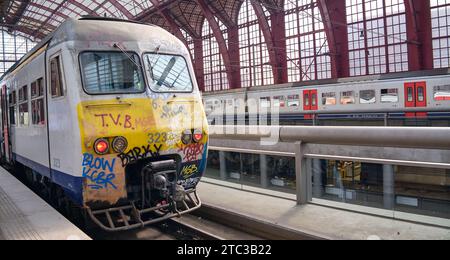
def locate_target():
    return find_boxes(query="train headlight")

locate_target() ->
[94,138,110,155]
[112,136,128,154]
[181,130,192,145]
[193,129,203,143]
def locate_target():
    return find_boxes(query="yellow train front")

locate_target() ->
[66,18,208,231]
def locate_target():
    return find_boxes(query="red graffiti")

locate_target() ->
[95,113,134,130]
[179,143,204,162]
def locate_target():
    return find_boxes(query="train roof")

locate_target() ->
[1,17,182,82]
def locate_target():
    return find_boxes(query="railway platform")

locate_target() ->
[0,167,90,240]
[196,181,450,240]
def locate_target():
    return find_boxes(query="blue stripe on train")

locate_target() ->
[14,153,83,206]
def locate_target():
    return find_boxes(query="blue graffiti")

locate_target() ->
[82,153,117,190]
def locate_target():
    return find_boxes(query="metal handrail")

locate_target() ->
[209,125,450,150]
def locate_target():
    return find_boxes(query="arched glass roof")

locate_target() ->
[1,0,156,41]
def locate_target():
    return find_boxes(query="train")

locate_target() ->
[203,70,450,127]
[0,17,209,231]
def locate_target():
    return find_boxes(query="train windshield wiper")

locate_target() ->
[112,43,142,69]
[146,45,162,82]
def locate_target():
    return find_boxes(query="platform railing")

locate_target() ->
[209,125,450,149]
[207,125,450,226]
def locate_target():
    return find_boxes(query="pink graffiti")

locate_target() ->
[179,143,204,162]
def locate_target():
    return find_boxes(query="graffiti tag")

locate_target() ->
[118,144,163,167]
[179,143,204,162]
[181,164,199,179]
[161,104,185,119]
[82,153,117,190]
[95,113,134,130]
[152,100,186,119]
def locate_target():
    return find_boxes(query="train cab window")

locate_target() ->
[340,91,355,105]
[144,53,193,93]
[80,52,145,94]
[50,56,64,98]
[322,92,336,105]
[433,85,450,101]
[381,88,399,103]
[287,95,300,107]
[359,90,376,104]
[31,78,45,125]
[9,91,16,125]
[18,86,29,126]
[260,97,271,108]
[273,96,286,108]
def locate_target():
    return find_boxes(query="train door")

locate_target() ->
[1,85,12,163]
[303,90,318,120]
[405,82,427,118]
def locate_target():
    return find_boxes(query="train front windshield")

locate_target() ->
[80,52,145,94]
[144,53,193,93]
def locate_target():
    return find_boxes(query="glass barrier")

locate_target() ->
[206,150,450,219]
[311,159,450,219]
[205,151,296,194]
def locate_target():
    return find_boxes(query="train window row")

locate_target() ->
[31,79,45,125]
[258,88,400,108]
[9,78,46,127]
[207,83,449,112]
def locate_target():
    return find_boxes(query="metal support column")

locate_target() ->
[219,151,227,181]
[295,142,308,204]
[383,164,395,210]
[260,154,268,188]
[312,158,323,198]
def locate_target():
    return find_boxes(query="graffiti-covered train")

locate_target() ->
[0,17,209,231]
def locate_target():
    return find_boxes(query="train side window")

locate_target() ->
[304,93,310,106]
[322,92,336,105]
[433,85,450,101]
[9,91,16,125]
[417,87,425,102]
[311,93,317,106]
[381,88,399,103]
[18,85,29,126]
[407,87,413,102]
[340,91,355,105]
[260,97,271,108]
[32,78,45,125]
[287,95,300,107]
[273,96,286,108]
[50,56,64,98]
[360,90,376,104]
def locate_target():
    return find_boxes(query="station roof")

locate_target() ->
[0,0,265,41]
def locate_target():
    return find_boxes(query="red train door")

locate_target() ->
[405,82,427,118]
[303,90,317,120]
[1,85,11,163]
